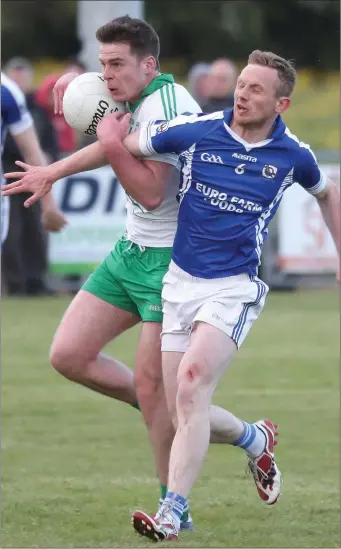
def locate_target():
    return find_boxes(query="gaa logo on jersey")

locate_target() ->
[262,165,278,179]
[156,121,169,134]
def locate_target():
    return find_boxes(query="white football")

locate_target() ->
[62,72,127,135]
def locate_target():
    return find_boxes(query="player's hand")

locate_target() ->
[96,112,131,149]
[41,205,67,232]
[3,161,54,207]
[53,72,79,115]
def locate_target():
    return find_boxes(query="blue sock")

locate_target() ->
[233,422,266,457]
[163,491,187,521]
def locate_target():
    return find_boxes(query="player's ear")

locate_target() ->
[143,56,157,74]
[275,97,290,114]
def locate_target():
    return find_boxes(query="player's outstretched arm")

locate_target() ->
[314,179,340,282]
[295,145,340,283]
[97,113,172,211]
[3,140,107,208]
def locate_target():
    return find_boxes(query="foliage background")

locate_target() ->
[1,0,340,150]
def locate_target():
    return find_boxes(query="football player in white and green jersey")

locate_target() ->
[4,16,257,529]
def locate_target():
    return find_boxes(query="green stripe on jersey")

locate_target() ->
[160,87,170,119]
[171,84,178,116]
[165,85,175,118]
[160,84,178,120]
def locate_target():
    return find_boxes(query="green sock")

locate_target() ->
[181,508,189,522]
[160,484,167,500]
[131,401,140,411]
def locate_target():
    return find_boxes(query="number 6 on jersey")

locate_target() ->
[235,163,246,175]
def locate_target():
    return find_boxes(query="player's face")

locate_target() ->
[99,43,155,103]
[233,64,288,127]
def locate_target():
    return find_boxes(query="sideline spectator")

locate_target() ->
[2,57,61,296]
[35,74,78,157]
[187,62,211,108]
[201,57,237,113]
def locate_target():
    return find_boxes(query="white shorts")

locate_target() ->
[161,261,269,353]
[1,194,10,245]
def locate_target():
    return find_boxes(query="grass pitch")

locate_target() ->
[2,289,339,548]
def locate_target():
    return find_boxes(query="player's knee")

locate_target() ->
[176,378,195,416]
[49,342,85,380]
[176,359,213,412]
[135,366,163,398]
[178,357,212,388]
[134,368,163,421]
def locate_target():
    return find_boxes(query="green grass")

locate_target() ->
[2,289,340,548]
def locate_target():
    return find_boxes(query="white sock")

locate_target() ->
[233,422,267,458]
[245,426,266,458]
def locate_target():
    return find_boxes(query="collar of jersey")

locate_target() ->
[129,73,175,113]
[223,109,286,151]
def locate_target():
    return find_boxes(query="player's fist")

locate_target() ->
[96,112,131,148]
[53,72,79,115]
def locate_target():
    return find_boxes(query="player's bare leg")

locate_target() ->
[134,322,174,489]
[167,323,237,498]
[50,290,139,404]
[132,322,281,541]
[161,351,245,444]
[134,324,196,529]
[132,324,236,541]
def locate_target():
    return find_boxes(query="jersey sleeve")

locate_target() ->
[293,145,326,195]
[1,84,33,136]
[139,112,218,159]
[136,84,202,167]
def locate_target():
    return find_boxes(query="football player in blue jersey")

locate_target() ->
[1,73,66,244]
[93,49,339,541]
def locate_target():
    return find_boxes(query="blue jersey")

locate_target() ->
[139,109,326,278]
[1,73,33,155]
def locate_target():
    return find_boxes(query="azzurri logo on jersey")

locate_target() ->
[262,165,278,179]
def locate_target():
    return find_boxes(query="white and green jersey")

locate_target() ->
[125,76,201,247]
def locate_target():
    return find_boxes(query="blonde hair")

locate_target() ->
[248,50,297,97]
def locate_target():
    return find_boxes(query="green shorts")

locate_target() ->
[82,237,172,322]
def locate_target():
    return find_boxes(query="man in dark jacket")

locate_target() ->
[2,57,61,295]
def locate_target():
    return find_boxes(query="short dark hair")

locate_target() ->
[96,15,160,70]
[248,50,297,97]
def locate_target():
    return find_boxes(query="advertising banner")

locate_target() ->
[277,164,339,274]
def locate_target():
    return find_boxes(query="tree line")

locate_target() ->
[2,0,339,71]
